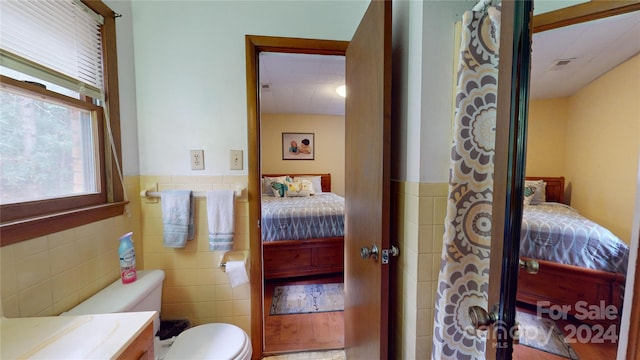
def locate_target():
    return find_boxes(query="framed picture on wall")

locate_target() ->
[282,133,314,160]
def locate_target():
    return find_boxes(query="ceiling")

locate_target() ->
[259,52,346,116]
[530,10,640,100]
[258,10,640,115]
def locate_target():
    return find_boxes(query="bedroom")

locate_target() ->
[258,52,347,353]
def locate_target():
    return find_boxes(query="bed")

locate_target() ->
[260,173,344,279]
[517,176,629,325]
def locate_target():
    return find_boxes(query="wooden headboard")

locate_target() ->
[526,176,565,204]
[262,173,331,193]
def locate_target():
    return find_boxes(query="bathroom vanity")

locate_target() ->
[0,311,155,359]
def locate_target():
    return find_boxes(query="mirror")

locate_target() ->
[514,5,639,358]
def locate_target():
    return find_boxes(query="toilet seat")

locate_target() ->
[163,323,251,360]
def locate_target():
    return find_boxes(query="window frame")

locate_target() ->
[0,0,125,246]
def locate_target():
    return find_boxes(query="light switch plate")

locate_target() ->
[230,150,243,170]
[190,150,205,170]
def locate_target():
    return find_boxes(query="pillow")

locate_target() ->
[271,180,288,197]
[294,176,323,193]
[284,178,313,197]
[262,176,286,196]
[524,180,545,204]
[523,184,537,205]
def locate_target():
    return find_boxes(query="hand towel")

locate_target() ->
[207,190,235,251]
[161,190,194,248]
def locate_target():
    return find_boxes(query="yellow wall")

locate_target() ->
[1,175,252,337]
[261,114,345,196]
[139,175,250,333]
[526,97,569,176]
[527,54,640,243]
[565,54,640,243]
[0,177,142,318]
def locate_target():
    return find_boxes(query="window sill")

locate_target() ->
[0,202,128,247]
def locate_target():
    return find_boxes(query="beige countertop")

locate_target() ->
[0,311,156,359]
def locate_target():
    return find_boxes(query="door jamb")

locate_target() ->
[245,35,348,359]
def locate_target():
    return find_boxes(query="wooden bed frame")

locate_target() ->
[518,176,626,324]
[261,173,344,279]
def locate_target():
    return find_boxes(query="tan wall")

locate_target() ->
[261,114,345,196]
[1,177,142,318]
[526,97,569,177]
[565,54,640,244]
[526,54,639,243]
[139,175,250,333]
[393,180,447,359]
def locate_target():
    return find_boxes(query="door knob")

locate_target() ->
[361,244,379,260]
[519,258,539,274]
[468,305,499,330]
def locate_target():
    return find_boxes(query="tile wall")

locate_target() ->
[139,175,250,335]
[393,180,448,359]
[0,176,142,318]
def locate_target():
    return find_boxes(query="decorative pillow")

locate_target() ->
[523,184,537,205]
[294,176,322,193]
[271,181,288,197]
[284,178,313,197]
[525,180,545,204]
[263,176,286,197]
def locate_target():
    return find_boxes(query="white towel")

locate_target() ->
[207,190,235,251]
[161,190,194,248]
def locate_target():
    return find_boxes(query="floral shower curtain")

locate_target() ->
[432,6,501,360]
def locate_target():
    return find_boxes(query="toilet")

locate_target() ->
[62,269,251,360]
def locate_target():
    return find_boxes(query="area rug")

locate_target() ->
[516,311,579,359]
[270,283,344,315]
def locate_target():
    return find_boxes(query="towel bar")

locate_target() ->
[140,184,243,199]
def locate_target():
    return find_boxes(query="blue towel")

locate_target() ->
[161,190,194,248]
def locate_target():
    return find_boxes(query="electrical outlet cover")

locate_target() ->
[190,150,205,170]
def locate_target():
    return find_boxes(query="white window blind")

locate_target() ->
[0,0,105,99]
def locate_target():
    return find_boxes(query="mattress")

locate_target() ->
[520,202,629,274]
[261,193,345,242]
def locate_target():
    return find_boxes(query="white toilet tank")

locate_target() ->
[61,269,165,335]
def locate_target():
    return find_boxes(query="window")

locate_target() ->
[0,0,124,246]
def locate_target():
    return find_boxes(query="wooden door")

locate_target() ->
[343,0,392,358]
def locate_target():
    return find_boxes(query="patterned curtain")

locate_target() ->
[432,7,501,359]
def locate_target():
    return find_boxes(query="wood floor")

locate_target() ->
[513,305,619,359]
[262,274,618,358]
[263,274,345,355]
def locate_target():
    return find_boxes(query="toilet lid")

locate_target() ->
[164,323,250,360]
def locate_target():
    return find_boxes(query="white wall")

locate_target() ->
[392,0,471,184]
[130,0,368,177]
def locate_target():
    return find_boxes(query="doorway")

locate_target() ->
[515,8,640,359]
[481,2,640,358]
[244,36,349,358]
[258,51,347,354]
